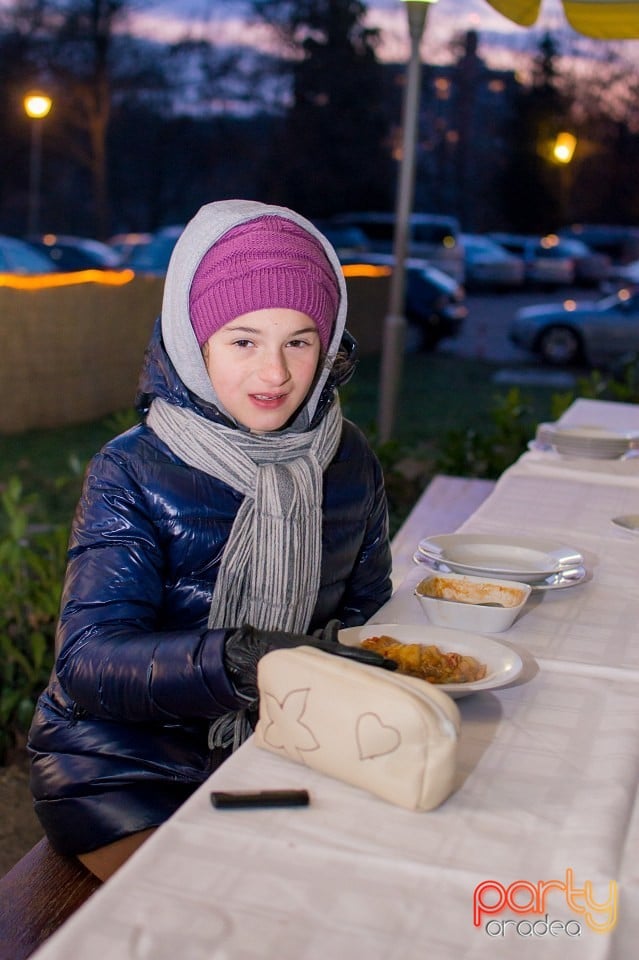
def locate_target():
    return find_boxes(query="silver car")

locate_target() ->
[461,234,525,290]
[509,287,639,367]
[545,236,610,287]
[489,233,575,287]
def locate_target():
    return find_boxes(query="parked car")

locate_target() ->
[508,287,639,367]
[488,233,575,287]
[461,233,525,290]
[108,231,153,264]
[542,236,610,286]
[340,252,467,350]
[312,222,370,258]
[29,234,121,271]
[0,234,54,274]
[330,212,466,283]
[601,258,639,290]
[559,224,639,267]
[114,226,184,274]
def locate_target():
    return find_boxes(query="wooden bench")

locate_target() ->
[390,473,496,588]
[0,837,101,960]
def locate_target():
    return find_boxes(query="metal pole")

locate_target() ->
[27,120,43,236]
[24,93,51,236]
[377,1,430,443]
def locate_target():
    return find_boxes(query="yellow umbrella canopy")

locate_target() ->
[485,0,639,38]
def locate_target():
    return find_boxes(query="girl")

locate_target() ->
[28,199,394,880]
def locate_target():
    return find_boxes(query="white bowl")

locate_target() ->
[415,571,531,633]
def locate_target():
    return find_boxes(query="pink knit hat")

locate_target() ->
[189,215,340,351]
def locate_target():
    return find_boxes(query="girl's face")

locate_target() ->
[202,308,323,432]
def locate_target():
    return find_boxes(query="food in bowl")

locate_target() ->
[414,572,531,633]
[360,635,486,684]
[417,574,526,607]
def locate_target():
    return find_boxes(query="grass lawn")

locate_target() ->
[0,352,561,534]
[342,352,560,445]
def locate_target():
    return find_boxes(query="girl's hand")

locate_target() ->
[223,620,396,700]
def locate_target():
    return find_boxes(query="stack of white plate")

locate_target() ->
[536,422,639,459]
[413,534,587,591]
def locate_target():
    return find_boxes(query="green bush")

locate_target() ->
[434,386,538,479]
[434,358,639,480]
[551,356,639,416]
[0,478,68,763]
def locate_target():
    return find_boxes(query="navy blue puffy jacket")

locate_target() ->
[28,321,392,855]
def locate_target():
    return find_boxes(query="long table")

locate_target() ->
[32,399,639,959]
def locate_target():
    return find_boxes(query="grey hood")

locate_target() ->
[160,199,348,431]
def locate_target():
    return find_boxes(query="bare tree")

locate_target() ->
[3,1,136,235]
[247,0,394,215]
[3,0,232,236]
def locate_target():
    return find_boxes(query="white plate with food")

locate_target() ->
[339,622,524,698]
[416,534,583,583]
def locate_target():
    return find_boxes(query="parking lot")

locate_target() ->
[436,286,586,388]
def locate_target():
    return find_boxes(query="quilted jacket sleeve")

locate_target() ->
[54,445,240,724]
[331,432,393,628]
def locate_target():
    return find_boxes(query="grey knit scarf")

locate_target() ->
[147,396,342,635]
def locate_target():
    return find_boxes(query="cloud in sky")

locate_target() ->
[118,0,639,71]
[128,0,636,63]
[128,0,531,46]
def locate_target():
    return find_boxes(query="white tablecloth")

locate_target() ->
[31,399,639,960]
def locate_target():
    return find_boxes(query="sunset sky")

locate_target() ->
[0,0,633,68]
[127,0,579,64]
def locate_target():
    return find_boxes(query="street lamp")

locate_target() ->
[378,1,437,444]
[552,131,577,224]
[553,131,577,165]
[24,91,52,236]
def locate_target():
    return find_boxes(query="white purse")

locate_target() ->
[254,646,461,811]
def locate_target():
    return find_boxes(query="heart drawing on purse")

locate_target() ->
[356,712,401,760]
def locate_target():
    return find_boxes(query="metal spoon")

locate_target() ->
[611,514,639,534]
[429,596,505,607]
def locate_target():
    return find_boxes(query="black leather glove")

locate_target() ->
[223,619,397,701]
